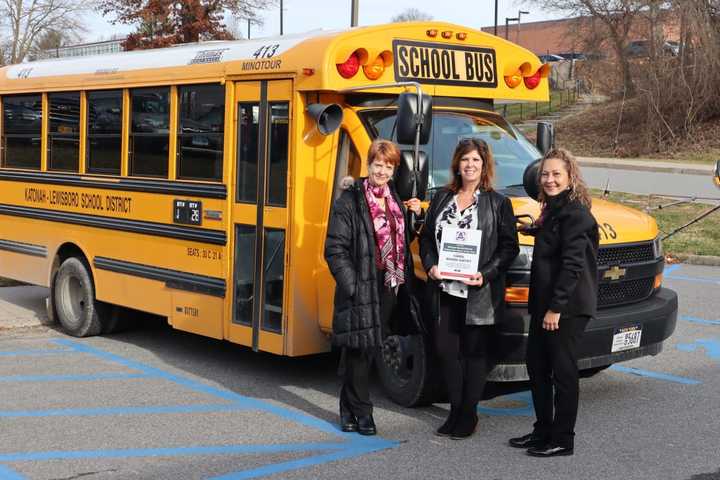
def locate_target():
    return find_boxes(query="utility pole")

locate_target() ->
[494,0,498,36]
[505,17,518,40]
[351,0,359,27]
[517,10,529,44]
[280,0,284,35]
[247,18,251,39]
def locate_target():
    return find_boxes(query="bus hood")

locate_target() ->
[511,196,658,245]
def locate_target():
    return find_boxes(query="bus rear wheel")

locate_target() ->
[53,257,103,337]
[376,333,443,407]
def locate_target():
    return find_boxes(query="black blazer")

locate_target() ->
[528,194,599,318]
[420,188,519,325]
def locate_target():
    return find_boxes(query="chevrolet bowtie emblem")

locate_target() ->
[603,266,627,281]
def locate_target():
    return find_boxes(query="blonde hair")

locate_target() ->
[537,148,592,208]
[447,138,495,193]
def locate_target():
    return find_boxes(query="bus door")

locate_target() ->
[229,80,292,354]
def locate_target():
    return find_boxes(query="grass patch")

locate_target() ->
[592,189,720,257]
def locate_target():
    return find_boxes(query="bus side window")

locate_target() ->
[130,87,170,178]
[87,90,122,175]
[331,130,360,201]
[48,92,81,172]
[237,103,259,203]
[177,84,225,181]
[1,94,42,170]
[267,102,289,206]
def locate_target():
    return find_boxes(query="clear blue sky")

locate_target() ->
[84,0,558,42]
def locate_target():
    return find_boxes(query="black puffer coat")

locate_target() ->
[420,188,519,325]
[324,178,423,349]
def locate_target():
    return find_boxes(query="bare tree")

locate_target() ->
[0,0,89,65]
[391,8,433,22]
[529,0,648,97]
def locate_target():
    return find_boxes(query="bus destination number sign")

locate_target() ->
[393,40,497,88]
[174,200,202,226]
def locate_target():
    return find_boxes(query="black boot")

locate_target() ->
[339,403,357,432]
[450,405,478,440]
[435,406,460,437]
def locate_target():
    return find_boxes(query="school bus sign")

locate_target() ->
[393,40,497,87]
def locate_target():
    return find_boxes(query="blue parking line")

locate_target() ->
[0,349,75,357]
[0,403,243,418]
[477,391,534,417]
[211,441,396,480]
[0,465,26,480]
[664,264,680,274]
[0,373,149,383]
[681,316,720,326]
[0,442,350,462]
[676,339,720,360]
[54,339,345,437]
[664,265,720,285]
[609,365,701,384]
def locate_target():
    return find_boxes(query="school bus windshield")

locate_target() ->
[360,109,541,191]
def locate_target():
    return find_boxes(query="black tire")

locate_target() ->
[376,333,444,407]
[53,257,103,337]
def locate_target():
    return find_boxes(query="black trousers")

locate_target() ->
[527,313,590,448]
[339,276,397,417]
[436,292,493,412]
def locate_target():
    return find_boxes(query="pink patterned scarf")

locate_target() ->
[363,179,406,288]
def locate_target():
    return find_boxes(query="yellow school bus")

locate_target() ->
[0,22,677,406]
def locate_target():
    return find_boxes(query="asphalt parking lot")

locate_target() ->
[0,263,718,480]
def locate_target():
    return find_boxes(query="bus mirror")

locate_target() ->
[536,121,554,155]
[306,103,343,135]
[395,150,429,201]
[523,159,541,201]
[714,160,720,188]
[397,93,432,145]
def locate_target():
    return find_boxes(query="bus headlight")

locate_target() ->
[511,245,533,270]
[653,235,663,258]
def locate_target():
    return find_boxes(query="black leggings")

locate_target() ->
[436,292,493,410]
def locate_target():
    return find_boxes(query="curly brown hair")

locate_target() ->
[537,148,592,208]
[447,138,495,193]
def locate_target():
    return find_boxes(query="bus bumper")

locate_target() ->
[488,287,679,382]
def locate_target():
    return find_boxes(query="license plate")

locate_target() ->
[611,325,642,352]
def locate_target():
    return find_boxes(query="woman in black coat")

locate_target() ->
[420,138,519,439]
[509,148,599,457]
[324,139,422,436]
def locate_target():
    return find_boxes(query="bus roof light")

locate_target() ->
[363,56,385,80]
[336,52,360,79]
[504,72,522,89]
[456,32,467,41]
[441,31,453,39]
[426,29,438,37]
[524,69,542,89]
[302,68,315,76]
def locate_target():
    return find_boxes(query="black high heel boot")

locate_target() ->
[435,406,460,437]
[450,405,478,440]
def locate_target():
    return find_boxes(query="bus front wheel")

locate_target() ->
[376,333,443,407]
[53,257,103,337]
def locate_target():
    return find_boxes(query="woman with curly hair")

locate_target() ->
[509,148,599,457]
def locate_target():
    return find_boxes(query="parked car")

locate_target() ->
[538,53,565,63]
[558,52,587,61]
[626,39,680,57]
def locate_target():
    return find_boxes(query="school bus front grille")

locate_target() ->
[597,243,655,266]
[598,277,655,308]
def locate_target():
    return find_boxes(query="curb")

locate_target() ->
[669,254,720,267]
[578,159,712,176]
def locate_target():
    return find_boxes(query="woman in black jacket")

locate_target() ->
[509,148,599,457]
[420,138,519,439]
[324,139,422,436]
